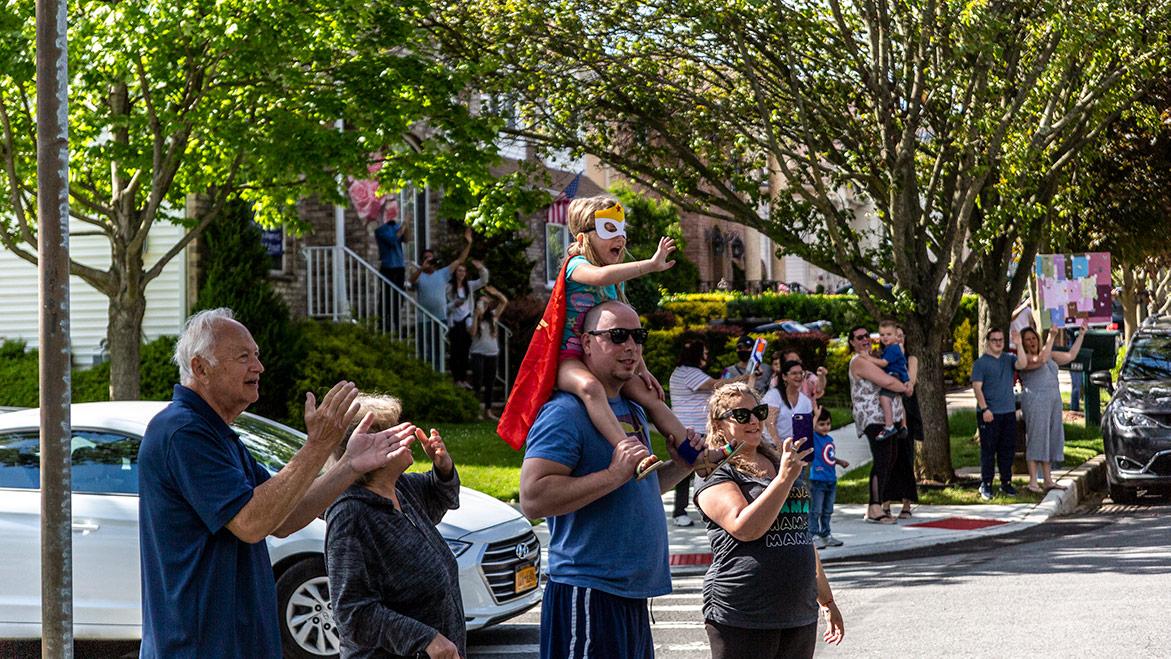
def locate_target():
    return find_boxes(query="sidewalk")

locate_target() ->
[529,371,1100,573]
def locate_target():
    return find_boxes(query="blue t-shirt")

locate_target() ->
[882,344,909,382]
[809,432,839,483]
[524,392,671,599]
[562,255,623,348]
[374,221,405,269]
[971,352,1017,414]
[415,265,450,321]
[138,386,279,658]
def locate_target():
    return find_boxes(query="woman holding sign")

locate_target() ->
[1013,322,1088,492]
[324,394,466,659]
[695,383,845,657]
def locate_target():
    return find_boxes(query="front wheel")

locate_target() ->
[1109,480,1137,505]
[275,556,340,658]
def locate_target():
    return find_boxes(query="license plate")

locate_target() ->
[514,564,538,593]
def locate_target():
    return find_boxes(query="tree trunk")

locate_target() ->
[107,286,147,400]
[905,315,954,482]
[1121,266,1139,342]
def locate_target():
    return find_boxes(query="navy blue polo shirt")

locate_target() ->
[138,385,279,658]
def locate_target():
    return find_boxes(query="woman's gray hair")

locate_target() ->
[174,308,236,383]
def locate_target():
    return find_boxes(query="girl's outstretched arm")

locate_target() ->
[557,358,632,449]
[569,237,676,288]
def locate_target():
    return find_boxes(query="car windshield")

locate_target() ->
[232,414,306,474]
[1121,334,1171,380]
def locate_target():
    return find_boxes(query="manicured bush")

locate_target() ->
[950,319,976,386]
[642,310,677,330]
[0,339,39,407]
[821,339,853,403]
[658,292,736,326]
[725,292,878,332]
[288,321,480,428]
[0,335,178,407]
[643,325,743,386]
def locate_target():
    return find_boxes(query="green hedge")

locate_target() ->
[288,321,480,428]
[644,327,832,391]
[0,336,179,407]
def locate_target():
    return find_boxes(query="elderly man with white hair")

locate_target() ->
[137,308,407,658]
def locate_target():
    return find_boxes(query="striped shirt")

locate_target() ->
[669,365,714,431]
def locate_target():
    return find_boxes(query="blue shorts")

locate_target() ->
[540,580,653,658]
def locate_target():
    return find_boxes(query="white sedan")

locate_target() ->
[0,402,541,657]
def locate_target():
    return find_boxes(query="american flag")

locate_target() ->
[546,172,583,225]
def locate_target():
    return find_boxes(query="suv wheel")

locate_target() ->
[1109,481,1137,505]
[276,556,340,658]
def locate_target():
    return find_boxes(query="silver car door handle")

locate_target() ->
[71,522,100,533]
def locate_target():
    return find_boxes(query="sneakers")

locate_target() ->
[823,534,844,547]
[813,535,827,549]
[877,425,898,440]
[979,483,994,500]
[672,514,694,527]
[1000,483,1019,497]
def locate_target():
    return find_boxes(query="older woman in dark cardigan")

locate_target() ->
[325,394,464,659]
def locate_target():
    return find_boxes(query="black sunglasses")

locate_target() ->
[851,332,870,341]
[586,327,649,345]
[719,404,770,424]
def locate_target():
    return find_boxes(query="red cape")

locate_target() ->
[497,260,568,449]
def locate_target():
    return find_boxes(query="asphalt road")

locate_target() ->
[466,492,1171,658]
[4,493,1169,658]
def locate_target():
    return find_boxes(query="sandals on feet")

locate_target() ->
[692,441,744,479]
[864,513,896,524]
[1026,484,1044,494]
[634,456,666,481]
[897,509,913,519]
[1044,483,1067,491]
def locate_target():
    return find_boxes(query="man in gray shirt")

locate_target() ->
[970,328,1019,500]
[409,228,472,364]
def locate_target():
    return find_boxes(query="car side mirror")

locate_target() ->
[1089,370,1113,393]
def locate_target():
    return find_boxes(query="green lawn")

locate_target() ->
[836,409,1103,505]
[410,408,1105,505]
[408,406,858,502]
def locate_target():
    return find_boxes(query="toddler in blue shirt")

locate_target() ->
[865,320,909,440]
[810,407,849,548]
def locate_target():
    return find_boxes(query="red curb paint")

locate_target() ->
[906,517,1009,531]
[670,553,713,566]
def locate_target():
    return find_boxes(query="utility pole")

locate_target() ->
[36,0,72,655]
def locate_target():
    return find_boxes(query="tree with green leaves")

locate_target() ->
[430,0,1171,480]
[609,181,700,313]
[0,0,524,399]
[1056,79,1171,341]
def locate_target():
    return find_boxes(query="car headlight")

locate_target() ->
[446,539,472,557]
[1114,408,1171,430]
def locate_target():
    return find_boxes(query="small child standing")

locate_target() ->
[809,407,849,548]
[865,319,910,440]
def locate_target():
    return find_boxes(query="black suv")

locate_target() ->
[1094,315,1171,502]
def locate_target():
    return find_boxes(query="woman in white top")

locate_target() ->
[763,359,813,449]
[446,260,488,388]
[668,339,753,526]
[468,286,508,420]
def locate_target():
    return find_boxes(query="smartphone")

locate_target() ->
[791,413,815,463]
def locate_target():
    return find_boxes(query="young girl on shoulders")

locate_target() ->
[557,196,691,479]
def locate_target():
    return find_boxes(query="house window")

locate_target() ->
[398,185,428,264]
[260,226,286,274]
[545,223,570,288]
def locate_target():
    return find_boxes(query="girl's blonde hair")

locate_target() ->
[565,195,628,303]
[330,393,403,485]
[705,382,777,477]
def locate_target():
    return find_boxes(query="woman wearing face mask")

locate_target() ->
[721,336,771,396]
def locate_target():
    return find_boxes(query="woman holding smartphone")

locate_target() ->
[763,359,814,448]
[695,383,845,658]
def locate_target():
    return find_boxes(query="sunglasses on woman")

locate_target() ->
[719,404,770,424]
[586,327,650,345]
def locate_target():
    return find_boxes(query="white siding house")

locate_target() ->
[0,220,187,367]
